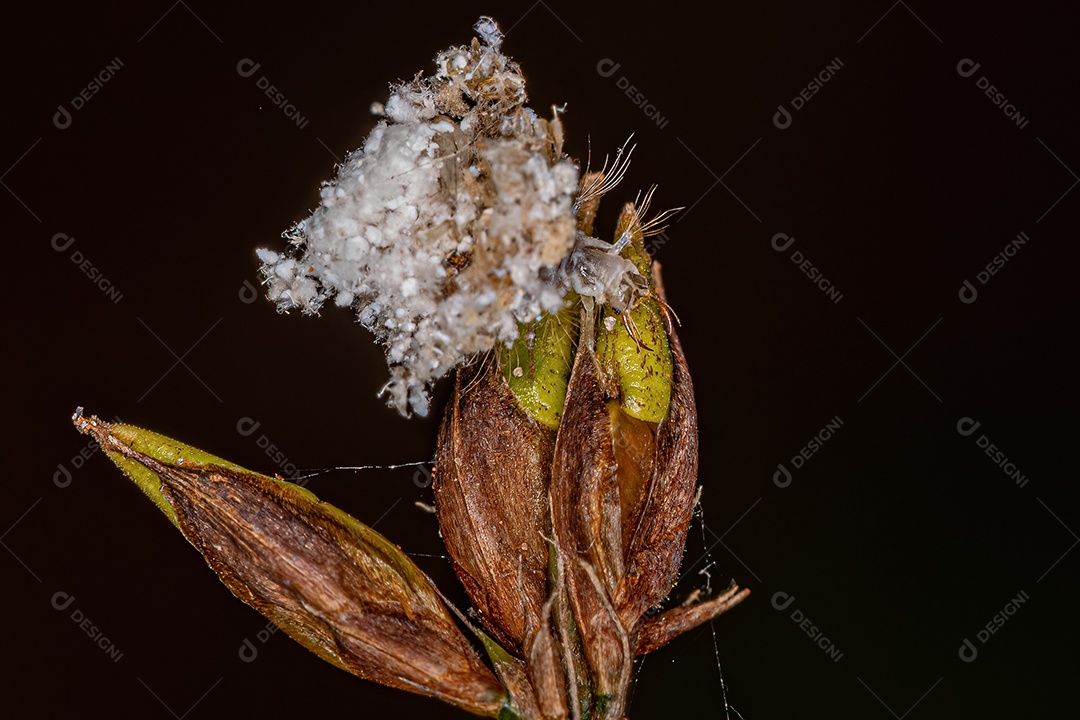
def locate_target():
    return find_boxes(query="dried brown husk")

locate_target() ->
[434,355,555,654]
[548,254,746,717]
[77,416,507,718]
[550,317,635,716]
[611,293,700,628]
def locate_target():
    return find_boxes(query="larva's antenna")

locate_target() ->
[632,185,683,238]
[576,136,637,209]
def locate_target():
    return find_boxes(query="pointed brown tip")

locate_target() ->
[71,409,110,444]
[634,584,751,655]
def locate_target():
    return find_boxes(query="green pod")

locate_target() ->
[594,298,672,424]
[594,202,674,424]
[500,297,580,429]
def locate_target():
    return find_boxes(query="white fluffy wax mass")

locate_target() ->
[258,17,578,416]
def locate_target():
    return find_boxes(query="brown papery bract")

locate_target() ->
[75,416,508,718]
[434,357,555,654]
[612,293,701,628]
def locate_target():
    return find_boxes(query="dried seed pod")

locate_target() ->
[549,202,751,717]
[522,597,570,719]
[609,296,698,627]
[73,411,508,718]
[433,352,559,654]
[550,336,635,715]
[590,205,700,629]
[551,306,710,651]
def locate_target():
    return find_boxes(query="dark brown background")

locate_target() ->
[5,1,1077,717]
